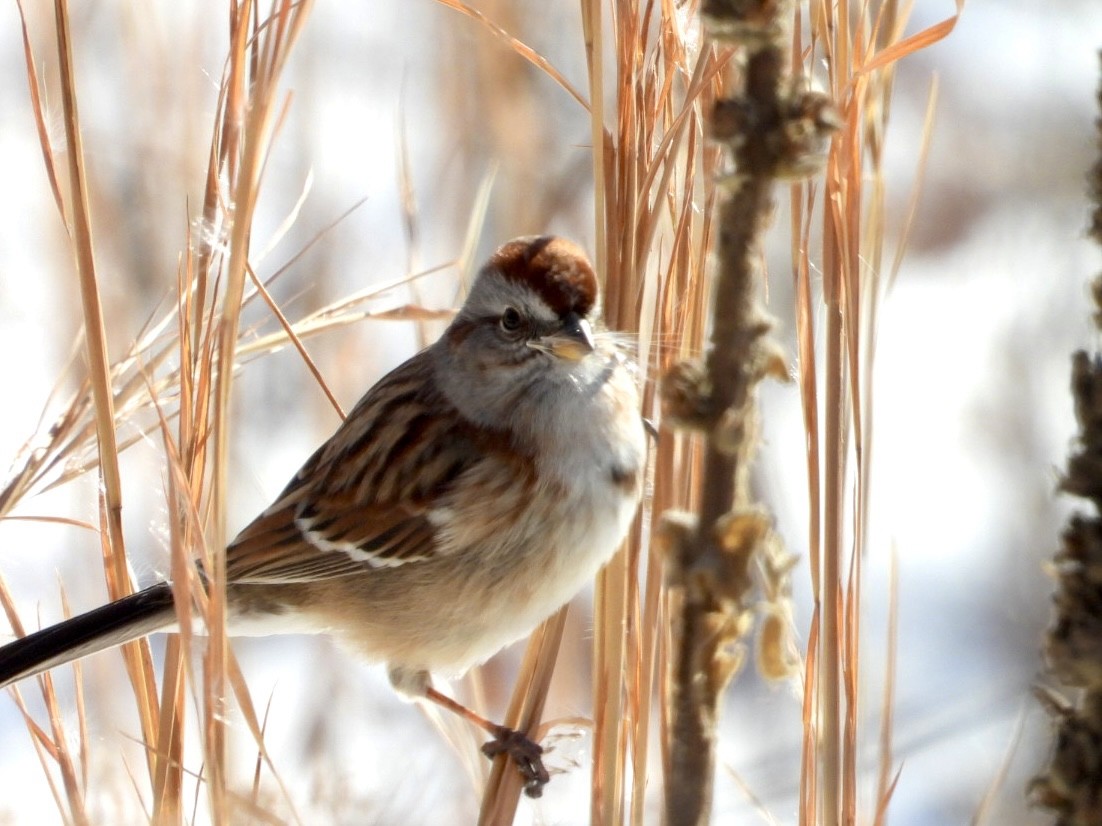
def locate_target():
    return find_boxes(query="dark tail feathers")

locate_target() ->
[0,582,175,690]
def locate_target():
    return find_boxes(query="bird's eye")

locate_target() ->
[500,307,523,333]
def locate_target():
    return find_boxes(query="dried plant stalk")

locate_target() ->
[792,2,962,823]
[50,0,161,796]
[477,607,568,826]
[578,1,726,823]
[1031,51,1102,826]
[660,1,825,822]
[5,2,316,822]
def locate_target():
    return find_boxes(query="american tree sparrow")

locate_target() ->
[0,235,647,796]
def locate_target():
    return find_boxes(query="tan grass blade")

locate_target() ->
[58,587,90,794]
[724,762,782,826]
[40,643,89,823]
[872,549,900,826]
[799,609,820,826]
[0,515,98,532]
[799,0,958,816]
[205,5,314,816]
[874,764,904,824]
[52,0,164,771]
[151,637,186,825]
[594,2,723,819]
[478,606,569,825]
[155,416,304,824]
[580,0,606,277]
[245,262,345,418]
[0,573,90,823]
[971,708,1027,826]
[857,0,965,76]
[7,684,71,820]
[434,0,588,110]
[13,0,65,221]
[886,76,939,290]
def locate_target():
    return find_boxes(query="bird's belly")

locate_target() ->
[457,477,638,670]
[321,477,640,677]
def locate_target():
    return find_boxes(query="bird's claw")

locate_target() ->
[481,726,550,798]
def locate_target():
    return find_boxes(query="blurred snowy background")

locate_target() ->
[0,1,1099,823]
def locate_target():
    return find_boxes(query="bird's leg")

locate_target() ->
[424,686,550,798]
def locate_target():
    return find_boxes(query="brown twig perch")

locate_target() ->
[660,2,837,823]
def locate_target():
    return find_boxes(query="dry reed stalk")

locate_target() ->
[3,1,322,821]
[872,550,901,825]
[477,606,569,825]
[578,2,730,823]
[657,2,834,822]
[0,575,91,825]
[791,1,963,823]
[184,3,315,820]
[38,0,163,810]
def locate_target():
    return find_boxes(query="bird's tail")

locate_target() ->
[0,582,175,690]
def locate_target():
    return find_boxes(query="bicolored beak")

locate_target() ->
[529,312,596,362]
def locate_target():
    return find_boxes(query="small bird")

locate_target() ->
[0,235,647,796]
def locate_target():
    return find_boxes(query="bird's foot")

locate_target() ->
[481,726,550,798]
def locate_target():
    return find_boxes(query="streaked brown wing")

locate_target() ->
[224,350,478,584]
[224,499,440,583]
